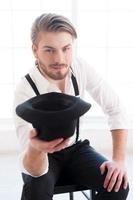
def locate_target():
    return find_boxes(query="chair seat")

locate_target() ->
[54,176,96,200]
[54,184,90,194]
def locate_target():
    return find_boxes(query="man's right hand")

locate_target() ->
[23,128,70,176]
[29,128,70,153]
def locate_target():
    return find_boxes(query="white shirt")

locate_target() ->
[13,57,127,176]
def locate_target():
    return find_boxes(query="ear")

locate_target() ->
[32,44,38,59]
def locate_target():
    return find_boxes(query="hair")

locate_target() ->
[31,13,77,44]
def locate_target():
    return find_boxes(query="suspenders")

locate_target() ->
[25,73,80,142]
[25,74,40,96]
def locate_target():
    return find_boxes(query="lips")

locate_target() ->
[52,66,64,69]
[51,65,66,70]
[50,63,67,69]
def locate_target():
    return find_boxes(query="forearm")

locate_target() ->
[111,129,128,162]
[23,145,48,177]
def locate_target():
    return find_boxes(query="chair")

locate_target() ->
[54,184,96,200]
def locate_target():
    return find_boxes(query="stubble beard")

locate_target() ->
[38,61,70,80]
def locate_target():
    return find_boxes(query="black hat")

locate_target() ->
[16,92,91,141]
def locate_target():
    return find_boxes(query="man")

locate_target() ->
[13,13,129,199]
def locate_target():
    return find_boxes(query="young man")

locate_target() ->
[13,13,129,200]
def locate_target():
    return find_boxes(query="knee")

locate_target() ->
[114,184,129,200]
[109,184,129,200]
[97,184,129,200]
[22,174,54,199]
[30,174,54,191]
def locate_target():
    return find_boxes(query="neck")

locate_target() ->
[57,79,65,92]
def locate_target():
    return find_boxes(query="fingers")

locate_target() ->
[123,173,128,190]
[105,170,128,192]
[29,129,70,153]
[45,138,64,153]
[101,161,128,192]
[106,169,120,192]
[29,128,38,139]
[48,138,64,149]
[103,165,114,190]
[114,173,123,192]
[43,138,70,153]
[50,138,70,153]
[31,137,64,152]
[100,162,107,175]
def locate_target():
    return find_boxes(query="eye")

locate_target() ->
[63,47,70,52]
[45,49,54,53]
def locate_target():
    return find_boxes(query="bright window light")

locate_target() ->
[0,0,133,120]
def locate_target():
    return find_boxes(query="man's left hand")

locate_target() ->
[100,160,128,192]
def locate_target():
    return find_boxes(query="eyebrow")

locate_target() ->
[42,44,71,49]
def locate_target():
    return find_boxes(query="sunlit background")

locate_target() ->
[0,0,133,121]
[0,1,133,199]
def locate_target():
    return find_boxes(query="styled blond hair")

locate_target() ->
[31,13,77,44]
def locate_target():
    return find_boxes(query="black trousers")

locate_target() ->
[21,139,129,200]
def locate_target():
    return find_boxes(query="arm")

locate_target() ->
[23,129,70,176]
[78,59,129,191]
[100,129,128,192]
[13,79,71,177]
[23,144,48,177]
[112,129,128,162]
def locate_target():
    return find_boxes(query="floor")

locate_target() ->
[0,153,132,200]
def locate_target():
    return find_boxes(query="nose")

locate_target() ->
[53,50,65,64]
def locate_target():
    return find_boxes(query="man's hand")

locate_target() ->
[23,128,71,176]
[100,160,128,192]
[29,128,70,153]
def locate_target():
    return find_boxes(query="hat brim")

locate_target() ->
[16,92,91,126]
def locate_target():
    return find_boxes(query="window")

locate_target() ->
[77,0,133,121]
[0,0,133,125]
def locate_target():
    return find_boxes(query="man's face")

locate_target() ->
[32,31,74,80]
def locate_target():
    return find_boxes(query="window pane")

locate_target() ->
[0,49,13,84]
[12,0,41,10]
[78,0,106,10]
[0,0,11,10]
[77,12,107,47]
[108,0,133,10]
[41,0,72,11]
[0,11,12,47]
[108,12,133,47]
[13,48,34,83]
[0,85,14,118]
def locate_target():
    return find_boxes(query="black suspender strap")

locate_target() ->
[71,73,80,142]
[25,72,80,142]
[25,74,40,96]
[71,73,79,96]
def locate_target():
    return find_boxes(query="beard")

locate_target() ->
[38,60,70,80]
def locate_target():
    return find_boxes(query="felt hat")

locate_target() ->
[16,92,91,141]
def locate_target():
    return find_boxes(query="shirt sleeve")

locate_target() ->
[13,78,49,177]
[75,58,128,130]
